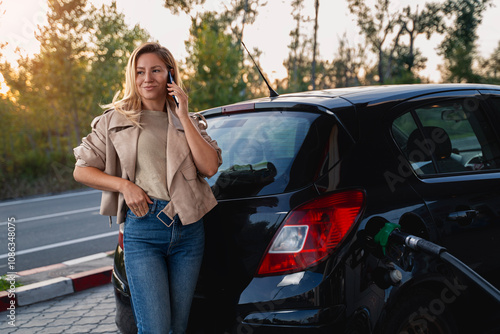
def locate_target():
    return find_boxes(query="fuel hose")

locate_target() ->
[374,222,500,304]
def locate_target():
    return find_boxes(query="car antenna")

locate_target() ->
[241,41,279,98]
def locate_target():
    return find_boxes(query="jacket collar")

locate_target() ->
[107,111,139,182]
[166,106,190,188]
[167,105,184,132]
[106,109,136,130]
[106,107,189,186]
[105,104,184,131]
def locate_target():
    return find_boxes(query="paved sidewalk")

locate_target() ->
[1,252,114,311]
[0,251,120,332]
[1,283,120,333]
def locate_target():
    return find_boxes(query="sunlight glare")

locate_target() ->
[0,73,10,95]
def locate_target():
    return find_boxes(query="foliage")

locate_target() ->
[311,0,320,90]
[0,0,150,200]
[183,1,268,111]
[347,0,399,83]
[163,0,206,15]
[399,3,444,74]
[164,0,262,41]
[282,0,314,92]
[330,33,367,87]
[438,0,492,83]
[347,0,447,84]
[88,2,151,106]
[384,46,429,84]
[479,41,500,83]
[184,12,247,111]
[0,274,23,291]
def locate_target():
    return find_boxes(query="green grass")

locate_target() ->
[0,274,23,291]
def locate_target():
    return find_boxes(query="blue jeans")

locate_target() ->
[124,199,204,334]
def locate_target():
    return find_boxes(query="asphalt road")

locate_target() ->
[0,189,119,275]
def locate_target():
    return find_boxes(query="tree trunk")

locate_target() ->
[311,0,319,90]
[378,48,384,84]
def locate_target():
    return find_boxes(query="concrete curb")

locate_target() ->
[1,252,114,312]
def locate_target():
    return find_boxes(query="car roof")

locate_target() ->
[200,83,500,146]
[202,83,500,116]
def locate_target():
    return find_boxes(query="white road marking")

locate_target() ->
[0,206,101,226]
[0,190,100,207]
[0,231,118,259]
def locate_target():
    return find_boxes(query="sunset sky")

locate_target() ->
[1,0,499,83]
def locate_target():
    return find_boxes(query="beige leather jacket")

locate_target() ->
[73,108,222,225]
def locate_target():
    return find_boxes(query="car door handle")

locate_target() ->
[447,210,478,225]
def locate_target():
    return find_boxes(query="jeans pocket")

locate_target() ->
[127,206,150,219]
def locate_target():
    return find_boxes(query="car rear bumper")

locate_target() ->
[237,306,344,332]
[188,293,344,333]
[187,269,347,333]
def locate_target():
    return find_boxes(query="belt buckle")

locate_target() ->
[157,211,173,227]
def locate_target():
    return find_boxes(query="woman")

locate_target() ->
[73,42,222,333]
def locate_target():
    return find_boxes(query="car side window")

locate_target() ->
[392,99,500,176]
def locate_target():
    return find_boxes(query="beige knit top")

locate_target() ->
[135,110,170,201]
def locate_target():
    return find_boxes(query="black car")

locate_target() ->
[112,84,500,334]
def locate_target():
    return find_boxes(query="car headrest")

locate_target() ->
[407,126,452,162]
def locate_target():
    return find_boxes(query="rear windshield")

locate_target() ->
[205,111,340,199]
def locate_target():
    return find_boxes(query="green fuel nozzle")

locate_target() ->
[374,222,401,255]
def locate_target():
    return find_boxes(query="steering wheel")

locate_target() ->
[464,154,485,171]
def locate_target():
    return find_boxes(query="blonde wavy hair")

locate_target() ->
[103,42,184,126]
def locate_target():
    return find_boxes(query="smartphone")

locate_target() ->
[168,70,179,108]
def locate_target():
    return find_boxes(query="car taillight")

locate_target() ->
[118,223,124,250]
[256,189,365,276]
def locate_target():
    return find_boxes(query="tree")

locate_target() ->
[331,33,367,87]
[223,0,262,46]
[283,0,313,92]
[14,0,150,149]
[0,91,18,188]
[348,0,445,84]
[479,41,500,83]
[385,45,428,83]
[36,0,91,148]
[0,0,150,199]
[174,0,267,109]
[221,0,268,98]
[163,0,206,15]
[87,2,151,106]
[347,0,401,84]
[163,0,261,43]
[184,11,248,111]
[438,0,492,82]
[311,0,319,90]
[399,3,444,75]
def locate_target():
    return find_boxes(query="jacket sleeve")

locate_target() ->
[191,113,223,167]
[73,115,107,170]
